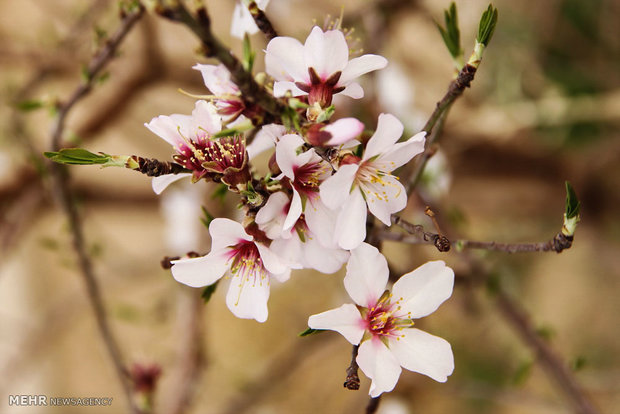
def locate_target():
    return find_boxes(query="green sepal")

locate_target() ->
[477,4,498,46]
[436,2,462,60]
[315,105,335,123]
[44,148,109,165]
[564,181,580,219]
[211,183,229,202]
[299,327,324,337]
[201,281,219,303]
[242,33,255,72]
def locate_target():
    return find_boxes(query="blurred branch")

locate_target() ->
[47,4,145,413]
[248,1,278,40]
[387,216,574,254]
[494,288,600,414]
[157,2,286,121]
[366,396,381,414]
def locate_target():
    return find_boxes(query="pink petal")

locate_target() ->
[324,118,365,145]
[151,173,191,195]
[247,123,285,160]
[389,328,454,383]
[339,82,364,99]
[319,163,359,210]
[144,114,187,147]
[283,188,303,231]
[191,100,221,135]
[391,261,454,319]
[209,218,252,251]
[265,36,308,83]
[171,249,229,287]
[357,339,402,398]
[275,133,305,178]
[339,54,388,85]
[192,64,239,95]
[308,304,365,345]
[364,113,404,161]
[335,189,367,250]
[273,81,308,98]
[344,243,389,307]
[362,174,407,226]
[225,272,270,322]
[303,27,349,80]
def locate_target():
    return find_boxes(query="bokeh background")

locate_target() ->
[1,0,619,413]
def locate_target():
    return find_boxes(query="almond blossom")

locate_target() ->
[265,26,387,108]
[193,63,245,122]
[308,243,455,397]
[171,218,291,322]
[320,113,426,249]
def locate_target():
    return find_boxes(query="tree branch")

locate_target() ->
[344,345,361,390]
[248,1,278,40]
[47,4,145,413]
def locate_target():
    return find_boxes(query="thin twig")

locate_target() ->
[47,4,145,413]
[388,216,573,254]
[365,396,382,414]
[248,1,278,40]
[344,345,361,390]
[157,3,286,121]
[494,288,600,414]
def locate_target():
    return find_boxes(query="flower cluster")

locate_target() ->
[145,24,454,397]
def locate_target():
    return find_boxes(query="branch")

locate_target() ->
[47,4,145,413]
[248,1,278,40]
[365,396,382,414]
[344,345,361,390]
[388,216,574,254]
[494,288,600,414]
[157,3,286,121]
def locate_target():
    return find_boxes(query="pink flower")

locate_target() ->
[308,243,455,397]
[171,218,291,322]
[265,26,387,107]
[320,113,425,249]
[193,64,247,122]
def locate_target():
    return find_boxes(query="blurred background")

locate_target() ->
[1,0,619,413]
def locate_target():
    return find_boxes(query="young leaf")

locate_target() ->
[436,2,462,59]
[299,327,325,337]
[201,281,219,303]
[477,4,498,46]
[44,148,110,165]
[200,206,214,229]
[15,99,44,112]
[564,181,580,219]
[242,33,255,72]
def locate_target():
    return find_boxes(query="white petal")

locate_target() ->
[275,133,305,178]
[364,113,404,160]
[265,36,308,82]
[344,243,389,307]
[323,118,365,145]
[270,237,303,270]
[209,218,252,251]
[192,100,221,135]
[151,173,191,195]
[192,63,238,95]
[363,174,407,226]
[339,82,364,99]
[304,198,339,247]
[257,243,292,274]
[144,114,186,147]
[319,163,358,210]
[247,123,284,160]
[308,304,365,345]
[357,339,402,398]
[303,27,349,80]
[376,131,426,171]
[389,328,454,383]
[255,192,289,239]
[283,188,303,231]
[225,272,270,322]
[392,261,454,319]
[230,2,259,39]
[272,81,308,98]
[302,235,349,274]
[339,54,388,85]
[171,249,229,287]
[335,190,367,250]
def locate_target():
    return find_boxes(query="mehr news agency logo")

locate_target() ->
[8,395,113,407]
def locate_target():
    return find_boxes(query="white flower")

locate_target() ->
[265,26,387,107]
[255,192,349,274]
[308,243,455,397]
[231,0,270,39]
[320,113,425,249]
[171,218,290,322]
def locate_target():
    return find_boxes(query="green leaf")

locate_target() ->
[512,359,533,385]
[213,128,241,138]
[15,99,44,112]
[564,181,580,219]
[44,148,110,165]
[436,2,462,59]
[201,281,219,303]
[571,355,587,372]
[211,183,229,202]
[200,206,214,229]
[477,4,498,46]
[242,33,255,72]
[299,327,324,337]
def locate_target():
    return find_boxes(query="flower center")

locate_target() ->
[226,240,267,284]
[203,136,246,173]
[356,160,401,203]
[364,294,412,339]
[293,161,329,200]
